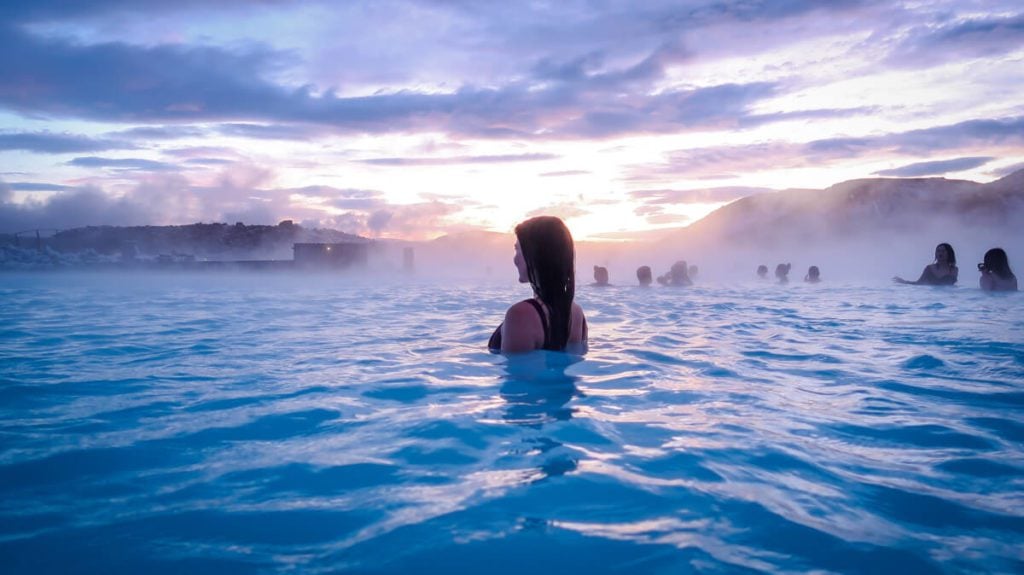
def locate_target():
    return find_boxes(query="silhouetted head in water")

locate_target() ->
[592,265,609,286]
[775,263,791,283]
[636,265,652,286]
[514,216,577,347]
[935,243,956,266]
[979,247,1018,291]
[668,260,692,286]
[805,265,820,283]
[757,265,768,278]
[982,248,1013,279]
[688,265,699,280]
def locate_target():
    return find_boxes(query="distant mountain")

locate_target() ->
[673,169,1024,248]
[24,221,369,260]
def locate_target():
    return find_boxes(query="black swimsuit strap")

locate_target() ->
[523,299,554,350]
[489,298,579,352]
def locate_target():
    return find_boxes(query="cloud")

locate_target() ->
[162,146,241,159]
[7,182,75,192]
[287,185,469,237]
[740,106,880,129]
[0,14,844,141]
[540,170,589,177]
[0,1,258,23]
[217,123,322,140]
[106,125,207,140]
[0,186,160,232]
[625,116,1024,181]
[361,201,464,238]
[358,153,558,166]
[887,13,1024,68]
[184,158,235,166]
[0,165,470,238]
[68,157,179,171]
[524,202,590,220]
[550,81,781,138]
[992,162,1024,178]
[643,212,691,225]
[290,186,386,211]
[631,186,775,204]
[0,23,294,123]
[0,131,135,153]
[165,146,241,166]
[873,156,995,177]
[890,117,1024,154]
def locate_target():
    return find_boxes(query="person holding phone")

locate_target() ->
[978,248,1018,291]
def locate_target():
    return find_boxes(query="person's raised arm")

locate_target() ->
[894,265,930,285]
[980,271,995,291]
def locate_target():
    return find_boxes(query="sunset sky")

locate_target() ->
[1,0,1022,241]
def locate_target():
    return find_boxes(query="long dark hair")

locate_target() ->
[515,216,575,348]
[937,243,957,265]
[984,248,1015,280]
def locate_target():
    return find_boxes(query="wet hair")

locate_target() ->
[593,265,609,284]
[936,243,956,265]
[775,263,790,277]
[757,265,768,276]
[807,265,820,278]
[636,265,652,284]
[983,248,1015,280]
[515,216,575,348]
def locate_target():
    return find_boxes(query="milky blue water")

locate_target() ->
[1,272,1022,574]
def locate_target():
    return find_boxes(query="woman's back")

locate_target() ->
[490,298,587,353]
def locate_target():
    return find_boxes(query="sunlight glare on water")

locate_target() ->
[1,272,1022,574]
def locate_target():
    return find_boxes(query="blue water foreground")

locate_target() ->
[1,272,1022,574]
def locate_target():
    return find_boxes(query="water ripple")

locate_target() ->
[0,274,1022,573]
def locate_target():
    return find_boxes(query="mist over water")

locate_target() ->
[382,225,1024,287]
[1,271,1022,573]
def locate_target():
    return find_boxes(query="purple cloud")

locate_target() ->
[540,170,589,177]
[68,157,179,171]
[0,187,159,232]
[0,132,135,153]
[7,182,75,192]
[106,126,207,140]
[217,123,322,140]
[524,203,591,220]
[631,186,775,204]
[887,13,1024,67]
[626,116,1024,182]
[873,157,995,177]
[0,10,857,141]
[359,153,558,166]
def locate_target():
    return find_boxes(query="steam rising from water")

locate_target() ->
[374,224,1023,288]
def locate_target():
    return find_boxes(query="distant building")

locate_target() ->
[293,242,368,268]
[156,252,196,264]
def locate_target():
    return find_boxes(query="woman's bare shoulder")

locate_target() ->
[505,299,541,322]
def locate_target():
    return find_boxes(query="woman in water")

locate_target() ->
[657,260,692,286]
[978,248,1018,291]
[775,263,791,284]
[488,216,588,353]
[636,265,653,287]
[804,265,821,283]
[893,243,958,285]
